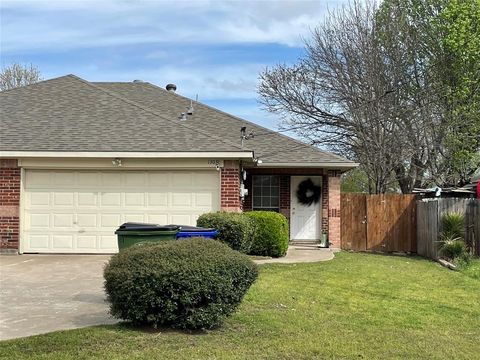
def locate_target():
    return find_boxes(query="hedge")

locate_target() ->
[104,238,258,330]
[196,212,254,253]
[246,211,289,257]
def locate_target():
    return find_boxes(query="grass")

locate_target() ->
[460,257,480,280]
[1,252,479,360]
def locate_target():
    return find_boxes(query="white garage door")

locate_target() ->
[22,170,220,253]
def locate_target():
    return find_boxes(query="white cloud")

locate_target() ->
[1,0,347,52]
[68,62,264,100]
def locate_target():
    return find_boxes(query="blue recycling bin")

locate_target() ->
[176,225,218,240]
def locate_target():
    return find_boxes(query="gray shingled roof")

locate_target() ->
[0,75,355,166]
[0,75,243,153]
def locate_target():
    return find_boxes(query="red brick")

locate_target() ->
[220,161,241,211]
[0,159,20,252]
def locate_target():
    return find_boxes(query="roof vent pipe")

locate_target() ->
[166,83,177,92]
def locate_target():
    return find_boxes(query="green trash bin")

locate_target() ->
[115,223,180,250]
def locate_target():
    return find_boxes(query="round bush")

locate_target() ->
[246,211,289,258]
[197,212,254,253]
[104,238,258,330]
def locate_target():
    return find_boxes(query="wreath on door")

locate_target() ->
[296,178,321,206]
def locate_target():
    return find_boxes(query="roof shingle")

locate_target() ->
[1,75,355,166]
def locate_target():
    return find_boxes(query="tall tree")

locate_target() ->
[377,0,480,187]
[439,0,480,185]
[0,63,42,91]
[259,0,413,193]
[259,0,480,193]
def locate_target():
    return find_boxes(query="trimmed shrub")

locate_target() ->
[104,238,258,330]
[197,212,254,253]
[246,211,289,258]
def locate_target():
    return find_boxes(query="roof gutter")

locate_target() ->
[0,151,254,159]
[255,162,359,169]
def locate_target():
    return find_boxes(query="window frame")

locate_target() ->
[251,175,280,211]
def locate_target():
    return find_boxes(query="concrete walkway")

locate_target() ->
[253,244,335,264]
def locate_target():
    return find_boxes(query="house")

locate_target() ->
[0,75,357,254]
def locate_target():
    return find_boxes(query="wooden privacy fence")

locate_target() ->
[341,194,417,252]
[417,198,480,259]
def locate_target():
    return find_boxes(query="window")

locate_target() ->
[252,175,279,211]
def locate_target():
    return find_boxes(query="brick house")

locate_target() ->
[0,75,357,254]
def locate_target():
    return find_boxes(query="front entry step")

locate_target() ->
[290,240,320,245]
[289,240,328,251]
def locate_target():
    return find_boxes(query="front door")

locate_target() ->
[290,176,322,241]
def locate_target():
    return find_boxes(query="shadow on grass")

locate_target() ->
[107,321,216,336]
[342,250,436,263]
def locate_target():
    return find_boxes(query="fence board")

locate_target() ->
[341,193,367,251]
[416,198,480,259]
[417,200,439,259]
[341,193,417,252]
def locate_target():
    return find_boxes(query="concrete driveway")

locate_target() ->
[0,255,117,341]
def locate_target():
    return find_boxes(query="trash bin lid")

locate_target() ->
[173,225,216,232]
[117,222,180,231]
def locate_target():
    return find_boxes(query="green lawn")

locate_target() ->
[461,257,480,280]
[1,252,479,360]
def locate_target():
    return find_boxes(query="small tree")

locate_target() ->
[0,63,42,91]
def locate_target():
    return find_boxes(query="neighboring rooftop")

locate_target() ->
[0,75,356,166]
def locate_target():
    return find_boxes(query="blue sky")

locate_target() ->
[1,0,346,130]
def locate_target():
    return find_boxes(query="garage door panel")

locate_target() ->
[53,214,74,228]
[101,192,121,206]
[52,172,75,186]
[77,235,97,249]
[196,193,213,207]
[170,214,192,225]
[124,214,146,223]
[147,214,168,224]
[100,235,117,249]
[53,193,74,206]
[25,171,51,188]
[29,214,50,228]
[77,172,100,185]
[29,192,51,206]
[148,193,168,206]
[77,214,97,227]
[101,172,123,187]
[28,235,50,249]
[52,235,74,249]
[172,173,193,187]
[195,173,219,187]
[125,172,146,186]
[23,170,220,253]
[100,214,122,228]
[78,192,97,206]
[125,192,145,206]
[172,193,192,206]
[148,173,169,186]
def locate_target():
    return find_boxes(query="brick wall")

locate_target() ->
[220,160,241,212]
[327,170,342,248]
[279,176,290,219]
[0,159,20,252]
[243,175,252,210]
[322,176,329,234]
